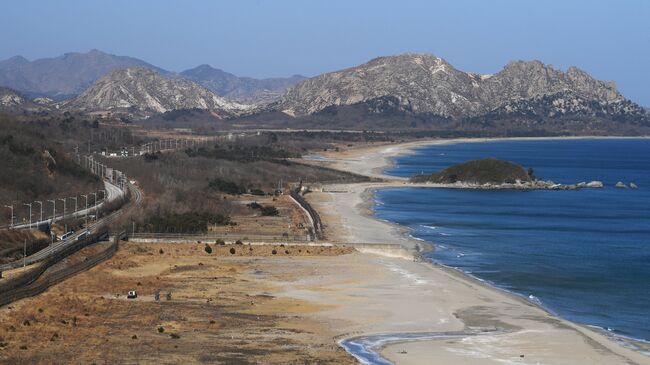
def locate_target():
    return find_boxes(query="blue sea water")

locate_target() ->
[375,138,650,342]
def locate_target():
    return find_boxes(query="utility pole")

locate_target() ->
[70,196,78,217]
[98,190,106,218]
[23,203,32,230]
[58,198,67,232]
[4,205,14,229]
[48,200,56,226]
[35,201,43,227]
[81,195,88,227]
[91,192,98,221]
[23,239,27,268]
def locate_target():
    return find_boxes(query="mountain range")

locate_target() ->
[278,53,630,118]
[0,50,647,133]
[180,65,305,104]
[0,50,304,103]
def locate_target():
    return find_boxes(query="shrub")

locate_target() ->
[235,240,243,245]
[229,248,236,255]
[132,335,138,339]
[204,244,212,254]
[261,206,279,216]
[157,326,165,333]
[246,202,262,210]
[216,239,225,245]
[170,333,181,339]
[271,249,277,255]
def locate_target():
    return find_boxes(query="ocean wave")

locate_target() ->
[527,294,543,306]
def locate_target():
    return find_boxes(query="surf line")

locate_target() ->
[338,329,504,365]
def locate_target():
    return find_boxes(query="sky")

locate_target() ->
[1,0,649,105]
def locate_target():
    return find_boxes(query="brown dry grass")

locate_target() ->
[0,242,356,364]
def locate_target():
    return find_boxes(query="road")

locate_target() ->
[9,180,125,230]
[0,182,142,271]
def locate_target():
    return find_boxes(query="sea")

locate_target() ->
[374,138,650,344]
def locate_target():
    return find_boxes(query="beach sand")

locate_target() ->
[299,138,650,365]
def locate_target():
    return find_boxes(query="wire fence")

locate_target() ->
[128,232,312,243]
[0,229,117,307]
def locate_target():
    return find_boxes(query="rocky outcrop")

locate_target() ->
[65,68,250,118]
[0,87,48,112]
[278,53,644,122]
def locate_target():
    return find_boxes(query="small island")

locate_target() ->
[411,158,603,190]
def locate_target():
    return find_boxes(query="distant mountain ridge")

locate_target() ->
[65,68,249,118]
[0,50,168,100]
[0,50,306,104]
[278,53,639,120]
[180,65,306,104]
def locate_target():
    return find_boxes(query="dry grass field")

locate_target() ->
[0,242,356,365]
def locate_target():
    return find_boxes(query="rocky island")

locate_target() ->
[411,158,603,190]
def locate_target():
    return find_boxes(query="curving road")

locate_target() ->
[0,182,142,271]
[9,181,125,230]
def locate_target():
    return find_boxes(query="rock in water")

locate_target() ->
[586,181,604,188]
[629,182,638,189]
[615,181,628,188]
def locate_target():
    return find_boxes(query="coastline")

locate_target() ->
[299,136,650,365]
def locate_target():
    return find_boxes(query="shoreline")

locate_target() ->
[304,136,650,364]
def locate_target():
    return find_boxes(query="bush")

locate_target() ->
[260,206,279,216]
[235,240,243,245]
[271,249,277,255]
[216,239,225,245]
[157,326,165,333]
[246,202,262,210]
[170,333,181,339]
[229,247,236,255]
[204,244,212,254]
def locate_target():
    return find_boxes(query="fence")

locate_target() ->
[289,189,324,239]
[128,232,312,243]
[0,229,118,307]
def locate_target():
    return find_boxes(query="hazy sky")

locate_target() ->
[1,0,649,105]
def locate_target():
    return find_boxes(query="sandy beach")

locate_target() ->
[299,137,650,365]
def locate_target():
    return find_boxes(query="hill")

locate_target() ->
[0,114,101,208]
[411,158,533,185]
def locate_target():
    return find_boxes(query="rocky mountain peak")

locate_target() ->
[279,53,631,118]
[65,67,249,118]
